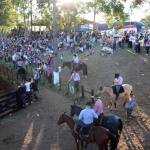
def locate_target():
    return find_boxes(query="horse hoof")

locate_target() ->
[85,76,87,79]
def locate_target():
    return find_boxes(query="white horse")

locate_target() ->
[97,84,133,110]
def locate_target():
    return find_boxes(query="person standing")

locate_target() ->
[25,79,31,105]
[33,69,39,86]
[126,93,136,122]
[93,95,103,115]
[19,82,26,108]
[69,69,80,93]
[31,79,42,103]
[113,73,123,100]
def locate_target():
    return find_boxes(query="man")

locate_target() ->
[73,101,98,137]
[94,95,103,115]
[25,79,31,104]
[19,82,26,108]
[31,79,42,103]
[69,69,80,93]
[33,69,39,86]
[113,73,123,100]
[72,54,79,69]
[93,95,103,126]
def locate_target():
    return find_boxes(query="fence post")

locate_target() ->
[59,77,61,90]
[81,85,84,98]
[11,69,13,83]
[91,89,94,103]
[17,73,18,86]
[3,65,5,77]
[7,67,9,80]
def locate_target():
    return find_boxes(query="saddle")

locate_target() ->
[76,124,93,140]
[112,85,124,95]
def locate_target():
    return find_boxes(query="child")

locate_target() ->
[126,93,136,121]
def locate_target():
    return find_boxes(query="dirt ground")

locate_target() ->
[0,45,150,150]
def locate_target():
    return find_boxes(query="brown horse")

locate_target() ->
[57,112,118,150]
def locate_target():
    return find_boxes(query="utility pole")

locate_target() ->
[53,0,59,85]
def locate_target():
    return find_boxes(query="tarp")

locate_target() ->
[75,28,92,32]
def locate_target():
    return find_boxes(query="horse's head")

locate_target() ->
[62,62,65,68]
[70,104,82,117]
[57,112,66,125]
[97,86,104,95]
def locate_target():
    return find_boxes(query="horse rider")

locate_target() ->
[73,101,98,139]
[72,53,79,70]
[113,73,123,100]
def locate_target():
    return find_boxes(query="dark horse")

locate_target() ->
[57,112,118,150]
[17,67,26,80]
[62,61,88,78]
[70,103,123,141]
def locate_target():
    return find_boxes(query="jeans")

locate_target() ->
[126,108,135,120]
[21,94,26,107]
[74,81,79,92]
[73,118,88,127]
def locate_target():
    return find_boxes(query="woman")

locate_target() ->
[145,40,150,55]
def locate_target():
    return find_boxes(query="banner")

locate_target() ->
[69,83,74,94]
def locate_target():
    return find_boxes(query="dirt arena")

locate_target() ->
[0,45,150,150]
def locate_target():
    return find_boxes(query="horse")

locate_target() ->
[57,112,118,150]
[62,61,88,78]
[70,104,123,142]
[97,84,133,110]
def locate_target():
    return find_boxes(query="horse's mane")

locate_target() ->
[71,105,83,110]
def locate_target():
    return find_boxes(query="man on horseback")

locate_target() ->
[73,101,98,139]
[72,53,79,71]
[113,73,123,100]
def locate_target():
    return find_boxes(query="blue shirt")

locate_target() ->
[79,107,98,124]
[127,98,135,110]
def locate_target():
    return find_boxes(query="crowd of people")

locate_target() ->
[16,78,42,109]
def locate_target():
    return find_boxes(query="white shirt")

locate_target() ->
[25,82,30,92]
[12,55,16,61]
[71,72,80,81]
[73,56,79,63]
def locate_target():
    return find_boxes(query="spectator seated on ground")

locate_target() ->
[100,44,108,55]
[107,46,113,55]
[85,48,94,56]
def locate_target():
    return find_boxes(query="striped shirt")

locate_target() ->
[94,99,103,115]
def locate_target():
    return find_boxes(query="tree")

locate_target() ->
[140,15,150,28]
[85,0,129,30]
[0,0,18,32]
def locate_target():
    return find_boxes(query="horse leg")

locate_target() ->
[110,100,113,111]
[114,101,117,111]
[84,142,88,149]
[81,140,84,150]
[75,138,80,150]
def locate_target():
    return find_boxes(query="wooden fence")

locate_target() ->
[0,90,18,118]
[0,64,23,86]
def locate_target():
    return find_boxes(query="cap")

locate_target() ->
[86,101,92,106]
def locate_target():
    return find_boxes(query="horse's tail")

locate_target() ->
[118,118,123,140]
[108,132,118,150]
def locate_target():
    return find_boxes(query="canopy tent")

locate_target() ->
[75,28,93,32]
